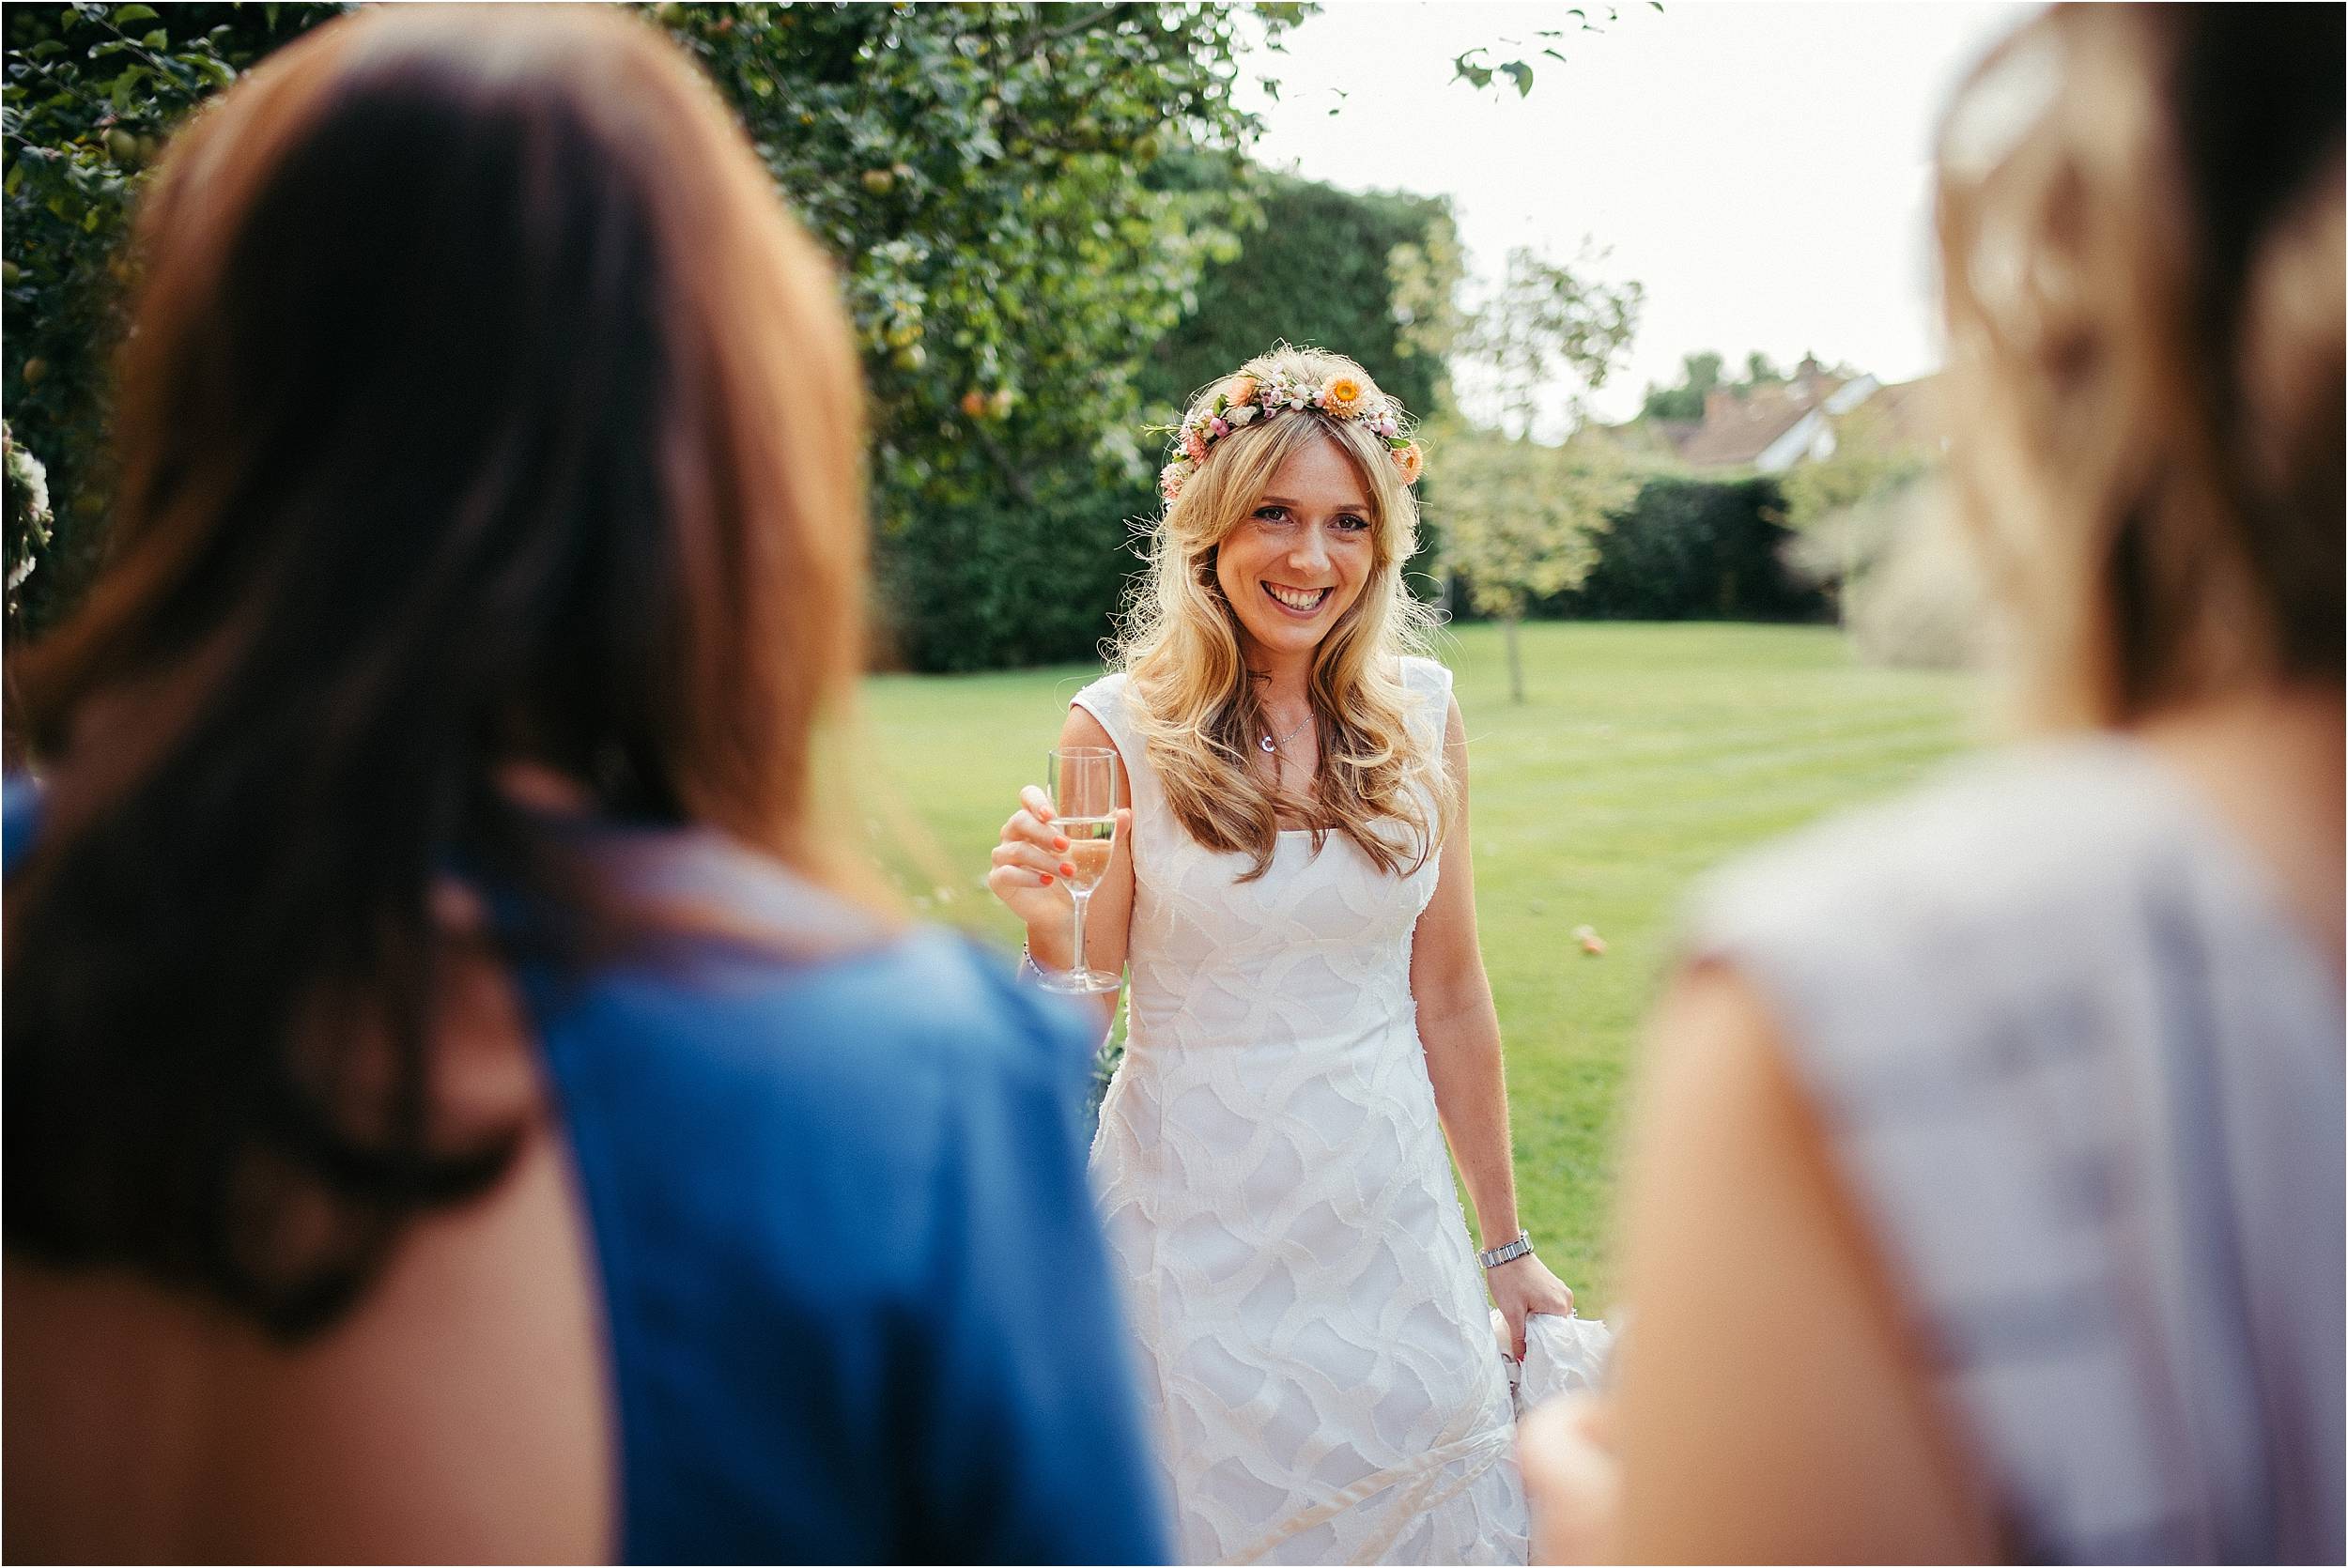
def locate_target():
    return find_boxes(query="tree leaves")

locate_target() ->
[1452,8,1652,98]
[2,1,348,631]
[1440,429,1638,621]
[3,0,1303,664]
[654,3,1312,668]
[1456,245,1644,441]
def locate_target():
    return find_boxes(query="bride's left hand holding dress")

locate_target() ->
[1488,1253,1580,1361]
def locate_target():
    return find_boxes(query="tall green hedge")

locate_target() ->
[1549,475,1828,623]
[1136,169,1453,424]
[877,470,1149,673]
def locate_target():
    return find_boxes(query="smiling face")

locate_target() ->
[1213,434,1378,667]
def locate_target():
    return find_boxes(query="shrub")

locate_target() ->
[876,475,1151,673]
[1554,475,1828,623]
[1784,477,1986,669]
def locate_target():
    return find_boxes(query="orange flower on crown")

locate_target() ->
[1391,441,1424,484]
[1221,374,1259,407]
[1321,375,1365,414]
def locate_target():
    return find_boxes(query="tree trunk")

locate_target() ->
[1504,612,1525,705]
[1840,521,1860,629]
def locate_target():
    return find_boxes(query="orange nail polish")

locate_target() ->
[1038,873,1054,885]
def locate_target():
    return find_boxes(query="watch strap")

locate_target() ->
[1478,1230,1533,1269]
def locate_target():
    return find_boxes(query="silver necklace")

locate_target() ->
[1260,708,1314,754]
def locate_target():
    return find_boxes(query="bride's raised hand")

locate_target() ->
[987,785,1070,930]
[985,785,1132,942]
[1489,1253,1578,1361]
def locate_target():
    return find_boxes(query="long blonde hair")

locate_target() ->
[1935,6,2342,729]
[1116,346,1454,882]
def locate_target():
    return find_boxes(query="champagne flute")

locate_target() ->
[1041,746,1122,994]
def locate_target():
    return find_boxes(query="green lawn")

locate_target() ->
[861,621,1979,1313]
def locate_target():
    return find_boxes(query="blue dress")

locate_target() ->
[3,779,1169,1564]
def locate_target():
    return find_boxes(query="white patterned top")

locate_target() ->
[1690,734,2344,1563]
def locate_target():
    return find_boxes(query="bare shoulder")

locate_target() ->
[1060,701,1115,750]
[1613,961,1997,1560]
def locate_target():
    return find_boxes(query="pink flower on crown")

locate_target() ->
[1372,410,1399,439]
[1209,417,1230,438]
[1183,425,1209,463]
[1159,458,1192,500]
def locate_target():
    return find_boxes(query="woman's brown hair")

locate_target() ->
[4,6,873,1338]
[1936,4,2343,728]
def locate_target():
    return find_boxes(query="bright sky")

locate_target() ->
[1237,0,2035,423]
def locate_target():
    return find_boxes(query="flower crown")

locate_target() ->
[1157,367,1425,502]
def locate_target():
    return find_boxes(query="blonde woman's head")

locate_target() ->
[1935,6,2342,729]
[1153,347,1423,671]
[1118,346,1450,881]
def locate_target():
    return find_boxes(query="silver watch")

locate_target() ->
[1479,1230,1533,1269]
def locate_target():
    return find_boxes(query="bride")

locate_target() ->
[989,346,1578,1564]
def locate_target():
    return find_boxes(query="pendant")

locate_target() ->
[1260,734,1277,753]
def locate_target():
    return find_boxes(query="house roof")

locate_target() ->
[1628,361,1936,470]
[1858,375,1945,448]
[1676,382,1834,469]
[1596,417,1698,464]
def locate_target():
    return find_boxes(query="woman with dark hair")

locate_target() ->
[1522,6,2342,1561]
[1,8,1165,1561]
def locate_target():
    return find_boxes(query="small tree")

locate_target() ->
[1437,245,1641,701]
[1453,246,1642,442]
[1441,430,1637,702]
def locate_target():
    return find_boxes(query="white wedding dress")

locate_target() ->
[1075,657,1529,1566]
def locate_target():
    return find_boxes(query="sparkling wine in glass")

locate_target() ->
[1042,746,1122,994]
